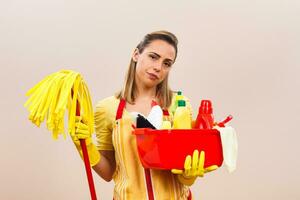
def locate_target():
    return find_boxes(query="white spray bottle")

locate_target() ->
[147,100,163,129]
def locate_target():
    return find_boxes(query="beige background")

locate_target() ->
[1,0,300,199]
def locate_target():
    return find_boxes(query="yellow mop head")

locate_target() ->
[24,70,94,140]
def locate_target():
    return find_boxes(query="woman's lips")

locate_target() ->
[147,72,159,80]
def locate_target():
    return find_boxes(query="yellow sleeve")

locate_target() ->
[94,97,117,151]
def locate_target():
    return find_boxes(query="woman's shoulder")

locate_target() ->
[95,96,120,117]
[96,95,119,105]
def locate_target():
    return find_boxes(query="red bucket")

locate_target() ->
[133,128,223,170]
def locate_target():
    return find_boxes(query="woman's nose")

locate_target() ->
[153,62,162,72]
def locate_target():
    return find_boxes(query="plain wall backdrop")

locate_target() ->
[1,0,299,199]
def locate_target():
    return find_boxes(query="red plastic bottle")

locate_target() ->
[194,100,214,129]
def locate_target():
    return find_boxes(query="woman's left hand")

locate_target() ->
[171,150,218,182]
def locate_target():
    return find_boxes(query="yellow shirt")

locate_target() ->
[94,95,194,200]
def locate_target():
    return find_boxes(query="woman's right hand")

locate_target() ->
[71,116,101,167]
[72,116,92,146]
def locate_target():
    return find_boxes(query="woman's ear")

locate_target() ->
[132,48,139,62]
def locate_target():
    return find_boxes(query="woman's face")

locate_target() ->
[132,39,176,89]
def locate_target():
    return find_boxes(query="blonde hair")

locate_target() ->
[116,30,178,109]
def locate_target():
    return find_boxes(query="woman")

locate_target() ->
[72,30,218,200]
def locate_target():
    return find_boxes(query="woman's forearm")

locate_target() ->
[92,150,116,182]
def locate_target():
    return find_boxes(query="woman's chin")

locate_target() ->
[144,79,158,88]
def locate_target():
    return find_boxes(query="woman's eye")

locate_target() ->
[164,62,171,67]
[149,55,156,59]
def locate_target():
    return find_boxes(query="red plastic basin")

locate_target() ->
[133,128,223,170]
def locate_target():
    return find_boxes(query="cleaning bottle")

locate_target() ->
[173,100,192,129]
[161,120,171,129]
[194,100,214,129]
[171,91,184,115]
[175,91,183,104]
[147,100,163,129]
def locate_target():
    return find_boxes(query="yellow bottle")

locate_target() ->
[171,91,183,115]
[173,100,192,129]
[161,120,171,129]
[175,91,183,103]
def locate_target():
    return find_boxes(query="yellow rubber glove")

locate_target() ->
[71,116,100,167]
[171,150,218,186]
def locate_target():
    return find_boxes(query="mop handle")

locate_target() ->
[79,139,98,200]
[72,90,98,200]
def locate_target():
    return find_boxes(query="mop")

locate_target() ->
[24,69,97,200]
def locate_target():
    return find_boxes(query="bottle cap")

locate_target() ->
[199,100,213,114]
[177,91,182,95]
[178,100,186,107]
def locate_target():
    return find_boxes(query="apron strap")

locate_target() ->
[188,189,192,200]
[116,98,126,120]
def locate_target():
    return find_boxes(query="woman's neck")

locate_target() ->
[135,83,156,100]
